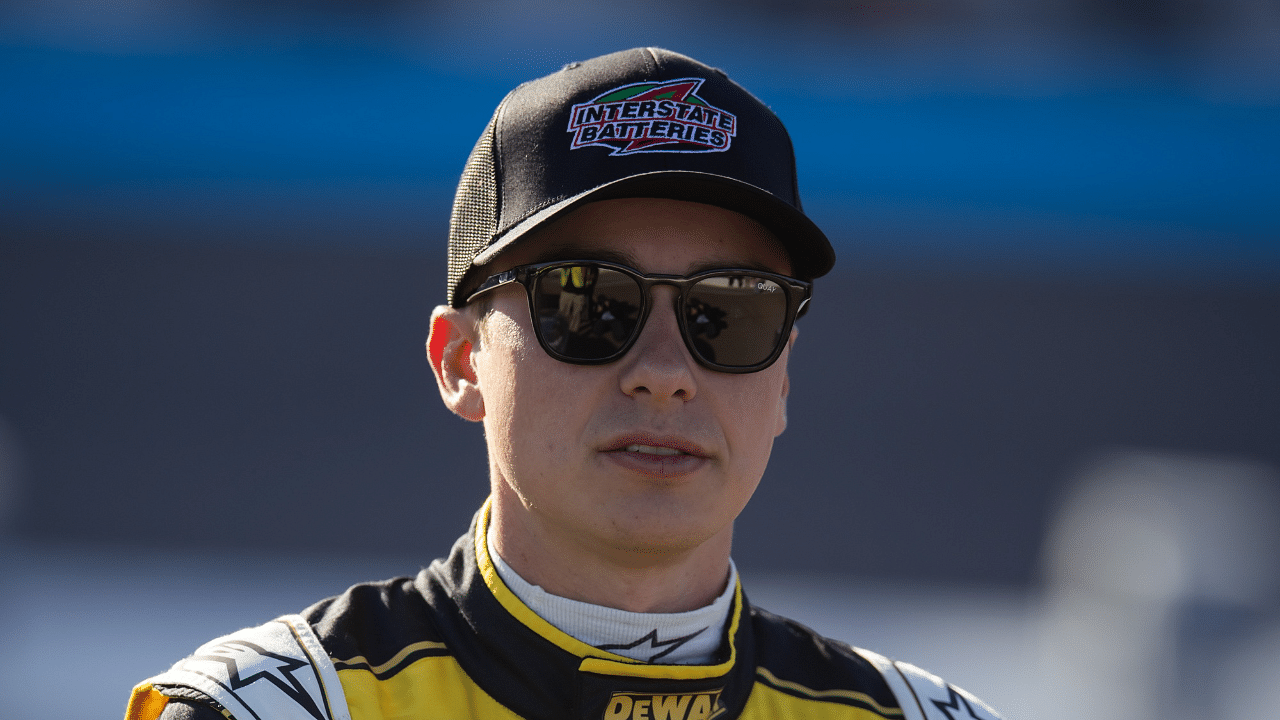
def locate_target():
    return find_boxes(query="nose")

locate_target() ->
[617,286,698,403]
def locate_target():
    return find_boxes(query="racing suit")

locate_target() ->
[126,503,1002,720]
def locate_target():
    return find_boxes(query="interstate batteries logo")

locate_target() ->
[567,78,737,155]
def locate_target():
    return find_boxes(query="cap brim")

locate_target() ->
[470,170,834,282]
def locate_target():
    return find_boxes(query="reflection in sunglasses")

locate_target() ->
[469,260,810,372]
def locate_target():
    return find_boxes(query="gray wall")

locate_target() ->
[4,235,1275,586]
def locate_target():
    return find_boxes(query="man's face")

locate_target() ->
[468,198,795,564]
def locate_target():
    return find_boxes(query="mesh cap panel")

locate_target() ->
[447,114,499,306]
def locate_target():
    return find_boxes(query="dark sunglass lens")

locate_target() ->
[532,266,644,361]
[687,275,789,367]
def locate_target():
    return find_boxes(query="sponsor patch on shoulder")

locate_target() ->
[567,78,737,156]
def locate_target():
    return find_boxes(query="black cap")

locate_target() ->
[447,47,835,306]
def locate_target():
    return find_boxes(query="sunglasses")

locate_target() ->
[465,260,811,373]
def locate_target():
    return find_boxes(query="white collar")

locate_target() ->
[486,523,736,664]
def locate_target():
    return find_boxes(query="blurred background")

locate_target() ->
[1,1,1278,718]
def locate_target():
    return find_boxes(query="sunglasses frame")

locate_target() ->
[464,259,812,373]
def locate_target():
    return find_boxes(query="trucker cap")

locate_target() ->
[446,47,835,306]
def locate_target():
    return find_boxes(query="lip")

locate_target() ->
[600,434,710,457]
[599,434,712,479]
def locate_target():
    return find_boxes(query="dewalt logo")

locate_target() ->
[602,690,725,720]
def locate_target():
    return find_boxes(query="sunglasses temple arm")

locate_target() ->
[465,268,521,303]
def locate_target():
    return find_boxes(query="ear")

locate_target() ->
[774,327,797,437]
[427,305,485,422]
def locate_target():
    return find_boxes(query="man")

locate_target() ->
[126,48,1003,720]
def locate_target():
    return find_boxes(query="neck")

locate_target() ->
[488,490,733,613]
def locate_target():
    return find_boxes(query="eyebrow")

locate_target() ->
[529,244,784,276]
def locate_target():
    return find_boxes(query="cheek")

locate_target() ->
[474,311,535,439]
[475,308,583,471]
[719,372,788,463]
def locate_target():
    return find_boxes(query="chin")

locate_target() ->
[597,512,725,558]
[604,535,708,560]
